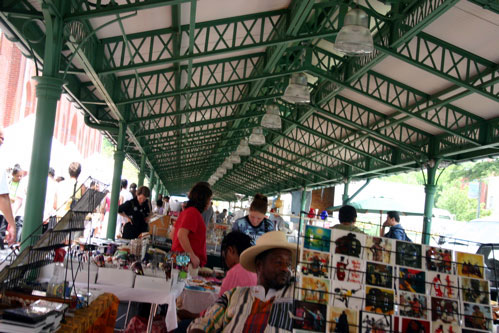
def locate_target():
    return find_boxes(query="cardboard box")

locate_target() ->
[149,215,171,237]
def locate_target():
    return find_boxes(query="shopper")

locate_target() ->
[381,210,411,241]
[331,205,364,233]
[0,127,16,245]
[232,194,274,245]
[118,186,151,239]
[172,182,212,268]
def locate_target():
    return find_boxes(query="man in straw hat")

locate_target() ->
[188,231,297,332]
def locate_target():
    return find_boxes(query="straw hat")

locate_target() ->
[240,231,297,273]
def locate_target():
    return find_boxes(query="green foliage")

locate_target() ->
[448,159,499,180]
[436,180,477,221]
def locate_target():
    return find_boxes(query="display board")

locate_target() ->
[293,226,493,333]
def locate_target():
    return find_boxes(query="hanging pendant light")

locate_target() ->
[334,7,374,55]
[249,127,265,145]
[229,153,241,164]
[222,160,233,169]
[236,139,251,156]
[261,104,282,129]
[282,73,310,104]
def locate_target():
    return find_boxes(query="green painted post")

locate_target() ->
[21,3,67,249]
[342,180,350,205]
[422,161,439,245]
[137,155,146,187]
[149,169,155,189]
[299,188,307,232]
[21,77,64,248]
[106,122,127,239]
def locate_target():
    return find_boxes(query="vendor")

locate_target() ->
[172,182,212,268]
[118,186,151,239]
[232,194,274,245]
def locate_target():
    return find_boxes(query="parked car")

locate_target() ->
[476,243,499,301]
[437,217,499,254]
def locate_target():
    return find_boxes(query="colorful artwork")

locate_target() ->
[365,236,393,264]
[399,267,426,294]
[292,300,327,332]
[304,226,332,253]
[431,322,460,333]
[326,307,358,333]
[456,252,484,279]
[462,302,492,331]
[332,255,365,284]
[359,311,391,333]
[365,262,393,289]
[301,249,331,279]
[330,281,364,310]
[299,276,330,306]
[399,291,428,320]
[332,230,365,258]
[364,286,395,315]
[401,318,430,333]
[424,246,454,274]
[430,297,459,326]
[461,277,490,305]
[396,241,422,269]
[427,271,458,299]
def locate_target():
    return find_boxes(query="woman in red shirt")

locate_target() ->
[172,182,212,268]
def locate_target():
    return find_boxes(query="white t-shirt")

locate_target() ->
[0,168,8,195]
[119,189,133,204]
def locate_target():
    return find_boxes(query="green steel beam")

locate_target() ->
[97,8,338,75]
[136,111,263,137]
[129,93,278,125]
[467,0,499,14]
[65,0,191,21]
[377,32,499,103]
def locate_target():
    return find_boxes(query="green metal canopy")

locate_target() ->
[1,0,498,202]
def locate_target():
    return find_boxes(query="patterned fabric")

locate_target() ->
[188,285,294,333]
[242,297,274,333]
[232,216,274,245]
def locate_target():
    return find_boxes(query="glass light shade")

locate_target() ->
[222,160,233,169]
[282,73,310,104]
[218,168,227,175]
[334,8,374,55]
[229,153,241,164]
[249,127,266,145]
[208,180,214,186]
[261,104,282,129]
[236,139,251,156]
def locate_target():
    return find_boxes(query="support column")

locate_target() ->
[342,180,350,205]
[299,188,307,233]
[21,77,64,248]
[106,122,127,239]
[137,154,146,187]
[155,182,160,200]
[422,161,439,245]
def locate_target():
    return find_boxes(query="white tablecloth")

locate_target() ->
[179,287,218,314]
[74,281,186,330]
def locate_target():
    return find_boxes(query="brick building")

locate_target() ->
[0,31,103,174]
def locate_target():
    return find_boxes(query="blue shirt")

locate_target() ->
[232,216,274,245]
[384,223,411,241]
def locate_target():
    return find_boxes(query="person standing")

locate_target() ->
[381,210,411,241]
[232,194,274,245]
[8,166,26,242]
[201,201,214,227]
[172,182,212,268]
[0,128,16,245]
[118,186,151,239]
[116,179,133,237]
[332,205,364,233]
[42,167,58,232]
[55,162,85,217]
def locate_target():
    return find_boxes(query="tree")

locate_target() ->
[436,180,490,221]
